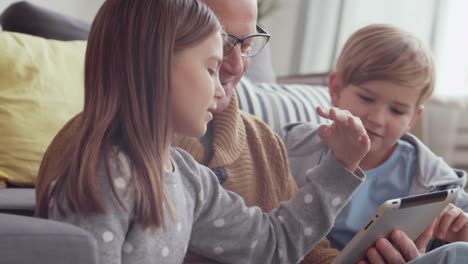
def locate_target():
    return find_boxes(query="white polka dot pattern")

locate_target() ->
[123,242,133,254]
[250,240,258,249]
[214,219,225,227]
[304,227,313,236]
[162,246,169,257]
[304,194,313,204]
[102,231,114,242]
[278,215,285,223]
[248,207,256,217]
[332,197,342,207]
[279,250,284,259]
[213,246,224,255]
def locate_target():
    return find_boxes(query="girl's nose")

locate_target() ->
[214,75,226,100]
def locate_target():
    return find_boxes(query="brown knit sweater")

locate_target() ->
[176,93,339,264]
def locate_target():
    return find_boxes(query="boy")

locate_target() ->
[283,24,468,259]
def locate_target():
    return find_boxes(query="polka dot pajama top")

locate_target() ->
[49,148,364,264]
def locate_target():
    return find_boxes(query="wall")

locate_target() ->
[260,0,302,77]
[263,0,438,76]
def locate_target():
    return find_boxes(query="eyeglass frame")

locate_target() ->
[223,25,271,58]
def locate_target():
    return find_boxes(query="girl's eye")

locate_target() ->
[358,94,373,102]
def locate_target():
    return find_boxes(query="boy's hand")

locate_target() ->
[434,203,468,242]
[316,106,370,172]
[357,221,435,264]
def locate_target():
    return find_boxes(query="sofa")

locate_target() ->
[0,213,98,264]
[0,1,332,263]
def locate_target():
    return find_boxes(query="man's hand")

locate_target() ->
[316,106,370,172]
[357,221,436,264]
[434,203,468,242]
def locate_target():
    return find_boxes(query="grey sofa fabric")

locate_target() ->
[0,1,90,40]
[0,213,98,264]
[0,188,35,215]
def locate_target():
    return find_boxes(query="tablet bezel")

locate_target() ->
[332,188,458,264]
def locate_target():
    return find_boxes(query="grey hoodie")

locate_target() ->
[282,122,468,211]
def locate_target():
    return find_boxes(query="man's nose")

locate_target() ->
[220,45,244,78]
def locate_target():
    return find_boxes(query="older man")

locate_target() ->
[176,0,339,263]
[177,0,456,263]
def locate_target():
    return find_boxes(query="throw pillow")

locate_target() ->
[236,77,331,134]
[0,32,86,187]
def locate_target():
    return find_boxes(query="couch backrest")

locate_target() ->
[236,77,332,134]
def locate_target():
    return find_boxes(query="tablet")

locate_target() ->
[332,188,458,264]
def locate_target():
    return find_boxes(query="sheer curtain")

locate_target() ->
[276,0,467,97]
[433,0,468,97]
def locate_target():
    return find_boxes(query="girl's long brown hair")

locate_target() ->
[35,0,221,229]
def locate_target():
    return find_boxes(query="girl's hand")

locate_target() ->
[316,106,370,172]
[434,203,468,242]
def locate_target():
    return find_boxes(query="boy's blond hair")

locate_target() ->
[334,24,435,105]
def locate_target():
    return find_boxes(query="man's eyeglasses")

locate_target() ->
[223,25,271,58]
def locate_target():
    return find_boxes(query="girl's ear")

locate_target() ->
[328,72,341,107]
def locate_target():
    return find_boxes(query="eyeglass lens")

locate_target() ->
[223,35,269,57]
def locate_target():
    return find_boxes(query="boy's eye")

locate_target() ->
[391,108,405,115]
[358,94,373,102]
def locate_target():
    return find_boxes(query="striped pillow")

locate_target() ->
[236,77,332,134]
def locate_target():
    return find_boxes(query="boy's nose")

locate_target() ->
[365,107,386,126]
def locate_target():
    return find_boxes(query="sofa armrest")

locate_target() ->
[0,213,98,264]
[0,188,35,216]
[0,1,90,40]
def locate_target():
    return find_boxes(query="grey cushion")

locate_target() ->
[0,1,90,40]
[0,213,98,264]
[236,77,332,134]
[0,188,35,212]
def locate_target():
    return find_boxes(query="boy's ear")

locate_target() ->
[406,106,424,132]
[328,72,341,107]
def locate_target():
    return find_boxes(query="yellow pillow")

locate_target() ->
[0,32,86,187]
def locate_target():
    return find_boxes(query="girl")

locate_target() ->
[35,0,370,263]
